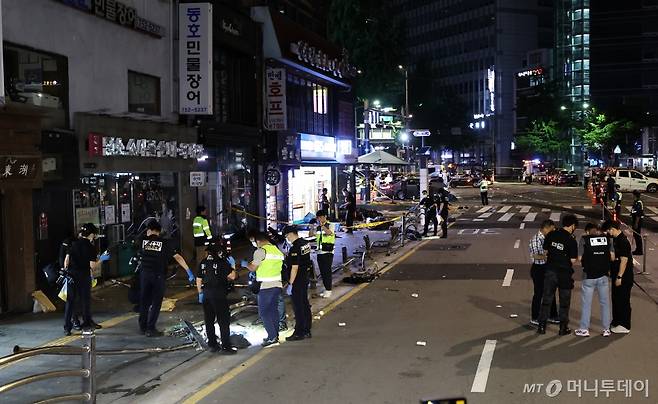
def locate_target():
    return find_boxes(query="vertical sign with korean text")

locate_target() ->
[265,68,287,130]
[0,0,5,106]
[179,3,213,115]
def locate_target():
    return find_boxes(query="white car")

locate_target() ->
[615,169,658,193]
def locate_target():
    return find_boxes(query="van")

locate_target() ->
[615,169,658,193]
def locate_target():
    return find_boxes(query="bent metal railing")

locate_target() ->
[0,331,96,403]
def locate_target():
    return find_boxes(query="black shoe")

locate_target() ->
[72,320,82,331]
[279,323,288,332]
[558,324,572,336]
[209,345,220,353]
[286,334,306,341]
[219,347,237,355]
[90,321,103,330]
[64,328,72,336]
[303,332,312,339]
[440,235,447,239]
[80,323,95,331]
[145,329,164,337]
[536,323,546,334]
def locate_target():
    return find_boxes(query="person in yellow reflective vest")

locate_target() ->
[193,206,213,269]
[315,210,335,298]
[242,231,285,347]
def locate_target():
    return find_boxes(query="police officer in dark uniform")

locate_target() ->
[602,220,634,334]
[537,214,579,335]
[138,221,192,337]
[196,238,237,354]
[282,225,313,341]
[438,188,450,238]
[631,190,644,255]
[420,190,438,237]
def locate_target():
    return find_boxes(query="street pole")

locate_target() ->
[364,100,371,203]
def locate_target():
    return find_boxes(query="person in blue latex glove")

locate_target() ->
[198,291,204,304]
[240,259,249,268]
[285,284,293,296]
[99,251,111,261]
[136,221,192,337]
[185,268,195,284]
[227,256,236,269]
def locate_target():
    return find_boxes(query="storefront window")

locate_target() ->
[288,167,332,222]
[2,43,68,115]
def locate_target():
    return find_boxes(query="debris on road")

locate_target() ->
[385,288,400,292]
[416,341,427,346]
[509,314,518,318]
[338,322,346,327]
[496,305,502,308]
[411,293,419,298]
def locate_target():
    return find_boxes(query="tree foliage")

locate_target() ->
[516,119,571,159]
[327,0,405,104]
[577,108,635,154]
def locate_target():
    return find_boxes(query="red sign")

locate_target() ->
[88,133,103,157]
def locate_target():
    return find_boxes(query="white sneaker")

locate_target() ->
[529,319,539,326]
[611,325,630,334]
[575,329,590,337]
[320,290,332,298]
[602,329,611,337]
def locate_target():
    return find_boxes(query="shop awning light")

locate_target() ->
[197,154,209,161]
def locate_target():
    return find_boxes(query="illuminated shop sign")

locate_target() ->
[88,133,204,159]
[517,67,544,78]
[300,133,336,160]
[290,41,357,79]
[487,67,495,113]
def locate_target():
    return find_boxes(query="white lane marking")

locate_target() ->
[575,214,585,219]
[634,258,641,267]
[626,206,633,212]
[499,213,515,222]
[513,239,520,249]
[476,206,490,213]
[542,208,551,212]
[549,212,561,222]
[473,218,484,222]
[498,205,512,213]
[647,206,658,214]
[523,213,537,222]
[471,340,497,393]
[519,223,525,229]
[502,269,514,287]
[519,205,531,213]
[583,206,593,210]
[479,212,493,218]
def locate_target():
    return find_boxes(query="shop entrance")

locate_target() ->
[288,166,332,222]
[73,173,180,277]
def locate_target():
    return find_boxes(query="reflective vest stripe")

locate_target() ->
[264,254,284,260]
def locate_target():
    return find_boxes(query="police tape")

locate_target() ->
[230,207,403,230]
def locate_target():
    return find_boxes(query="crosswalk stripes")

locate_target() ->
[625,206,633,212]
[523,213,537,222]
[519,206,531,213]
[583,206,593,210]
[478,212,494,218]
[498,213,515,222]
[476,207,490,213]
[647,206,658,215]
[498,206,512,213]
[549,212,561,222]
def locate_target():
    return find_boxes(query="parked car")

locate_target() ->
[449,174,475,187]
[614,169,658,193]
[555,170,579,186]
[380,177,421,200]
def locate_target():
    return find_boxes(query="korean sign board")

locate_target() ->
[179,3,213,115]
[57,0,164,37]
[265,68,287,130]
[88,133,205,159]
[0,156,39,180]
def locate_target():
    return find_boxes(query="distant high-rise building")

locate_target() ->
[390,0,553,173]
[241,0,327,35]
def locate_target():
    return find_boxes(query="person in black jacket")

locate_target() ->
[602,220,634,334]
[420,190,438,237]
[282,225,313,341]
[196,238,237,354]
[63,223,109,335]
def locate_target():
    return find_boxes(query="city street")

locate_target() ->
[122,184,658,403]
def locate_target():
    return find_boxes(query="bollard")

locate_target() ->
[642,235,648,274]
[342,246,348,264]
[81,331,96,403]
[401,214,406,247]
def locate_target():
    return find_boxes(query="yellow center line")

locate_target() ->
[182,238,431,404]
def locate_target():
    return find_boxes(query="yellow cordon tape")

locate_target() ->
[231,207,403,230]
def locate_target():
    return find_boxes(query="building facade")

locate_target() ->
[390,0,553,174]
[1,0,201,312]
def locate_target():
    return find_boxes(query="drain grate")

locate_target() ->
[421,243,470,251]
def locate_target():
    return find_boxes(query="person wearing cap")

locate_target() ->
[315,210,335,298]
[282,225,313,341]
[631,190,644,255]
[193,206,213,269]
[138,221,193,337]
[242,231,285,348]
[196,238,237,354]
[63,223,109,335]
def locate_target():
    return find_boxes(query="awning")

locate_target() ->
[357,150,408,165]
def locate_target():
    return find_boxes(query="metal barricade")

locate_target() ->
[0,331,96,403]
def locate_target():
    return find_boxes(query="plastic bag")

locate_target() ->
[58,281,68,302]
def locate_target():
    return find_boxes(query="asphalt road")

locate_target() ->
[176,184,658,404]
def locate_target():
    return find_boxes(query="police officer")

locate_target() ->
[196,238,237,354]
[193,206,213,269]
[613,184,622,220]
[138,221,193,337]
[420,190,438,237]
[438,188,450,238]
[63,223,109,335]
[282,225,313,341]
[479,178,489,206]
[243,231,285,347]
[631,190,644,255]
[315,210,335,298]
[537,214,579,335]
[602,220,633,334]
[575,224,613,337]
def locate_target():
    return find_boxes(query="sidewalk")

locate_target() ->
[0,226,419,403]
